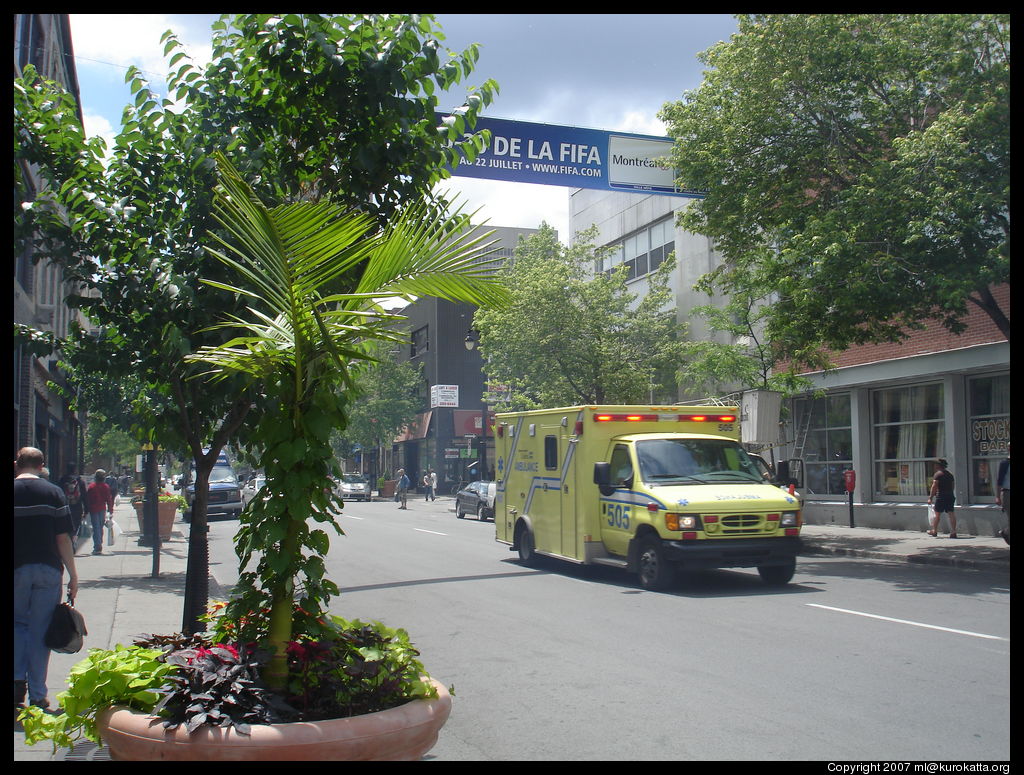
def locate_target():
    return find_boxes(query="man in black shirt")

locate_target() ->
[14,447,79,710]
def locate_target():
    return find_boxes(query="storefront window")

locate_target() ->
[795,393,852,495]
[872,383,944,497]
[968,374,1010,499]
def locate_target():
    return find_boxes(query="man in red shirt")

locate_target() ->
[85,469,115,555]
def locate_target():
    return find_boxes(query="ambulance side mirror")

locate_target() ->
[593,462,616,497]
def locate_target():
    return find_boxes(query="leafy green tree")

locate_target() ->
[332,341,424,478]
[660,13,1010,370]
[189,153,507,690]
[85,425,137,473]
[473,225,686,408]
[14,13,498,632]
[676,293,819,398]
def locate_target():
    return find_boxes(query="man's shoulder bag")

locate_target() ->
[44,593,88,654]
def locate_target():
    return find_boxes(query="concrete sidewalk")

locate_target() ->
[15,499,1009,761]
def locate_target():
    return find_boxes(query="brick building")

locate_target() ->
[14,14,91,470]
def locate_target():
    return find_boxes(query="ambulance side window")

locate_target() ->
[609,444,633,487]
[544,436,558,469]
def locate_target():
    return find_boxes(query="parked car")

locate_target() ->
[336,473,371,502]
[241,475,266,508]
[455,481,496,521]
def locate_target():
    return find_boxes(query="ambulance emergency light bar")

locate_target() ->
[593,413,736,423]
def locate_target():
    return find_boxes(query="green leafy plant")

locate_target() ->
[129,493,187,509]
[18,645,173,753]
[282,616,436,720]
[186,153,507,692]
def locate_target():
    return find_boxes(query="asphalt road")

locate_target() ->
[206,499,1010,761]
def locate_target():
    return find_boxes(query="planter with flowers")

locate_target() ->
[130,493,187,540]
[19,153,505,760]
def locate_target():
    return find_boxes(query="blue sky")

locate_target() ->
[67,13,738,240]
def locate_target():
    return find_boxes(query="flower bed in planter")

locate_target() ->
[96,679,451,761]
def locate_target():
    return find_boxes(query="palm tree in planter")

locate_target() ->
[20,154,508,760]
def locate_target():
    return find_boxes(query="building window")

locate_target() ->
[872,383,945,497]
[794,393,852,495]
[410,326,428,358]
[968,374,1010,499]
[598,218,675,281]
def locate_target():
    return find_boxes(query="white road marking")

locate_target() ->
[414,528,448,536]
[807,603,1008,641]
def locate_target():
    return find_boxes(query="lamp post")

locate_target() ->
[464,330,487,481]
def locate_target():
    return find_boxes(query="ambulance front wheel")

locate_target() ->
[516,523,537,565]
[757,559,796,586]
[637,536,676,591]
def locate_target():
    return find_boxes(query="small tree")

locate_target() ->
[188,154,508,689]
[473,225,686,408]
[332,341,424,479]
[677,292,822,399]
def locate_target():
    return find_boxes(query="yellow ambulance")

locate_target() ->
[494,405,802,589]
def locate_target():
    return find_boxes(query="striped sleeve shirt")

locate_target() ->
[14,475,75,571]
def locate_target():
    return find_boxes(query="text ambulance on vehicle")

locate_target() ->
[494,405,802,590]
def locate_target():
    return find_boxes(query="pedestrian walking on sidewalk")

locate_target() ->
[14,447,79,711]
[996,443,1010,545]
[85,469,115,555]
[396,469,410,509]
[58,462,87,539]
[423,469,436,501]
[927,458,957,538]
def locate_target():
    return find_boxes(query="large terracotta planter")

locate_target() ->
[95,679,452,761]
[379,479,397,499]
[131,502,178,540]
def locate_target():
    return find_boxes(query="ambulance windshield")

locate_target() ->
[635,438,764,484]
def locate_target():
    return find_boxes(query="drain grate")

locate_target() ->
[59,741,112,761]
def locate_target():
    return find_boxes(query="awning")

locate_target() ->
[452,409,496,437]
[394,411,432,443]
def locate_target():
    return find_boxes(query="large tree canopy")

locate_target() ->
[14,13,498,632]
[660,13,1009,368]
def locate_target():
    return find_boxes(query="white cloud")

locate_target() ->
[81,109,115,152]
[437,178,570,242]
[70,14,212,85]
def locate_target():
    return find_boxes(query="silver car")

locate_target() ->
[242,475,266,508]
[336,474,371,501]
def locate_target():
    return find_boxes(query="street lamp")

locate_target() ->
[463,329,486,480]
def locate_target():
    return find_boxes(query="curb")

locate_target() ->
[799,539,1010,574]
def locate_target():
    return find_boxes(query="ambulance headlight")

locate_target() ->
[780,512,799,527]
[665,513,701,531]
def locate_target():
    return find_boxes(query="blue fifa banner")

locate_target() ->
[442,115,706,198]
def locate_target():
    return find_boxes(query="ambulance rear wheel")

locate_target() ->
[757,560,795,586]
[516,524,536,565]
[637,536,675,591]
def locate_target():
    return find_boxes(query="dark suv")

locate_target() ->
[181,456,244,522]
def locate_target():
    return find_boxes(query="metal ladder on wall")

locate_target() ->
[791,400,813,462]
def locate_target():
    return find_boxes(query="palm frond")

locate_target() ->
[188,152,510,394]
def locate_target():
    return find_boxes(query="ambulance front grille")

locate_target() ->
[720,514,763,534]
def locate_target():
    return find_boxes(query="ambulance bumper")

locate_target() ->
[662,536,801,569]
